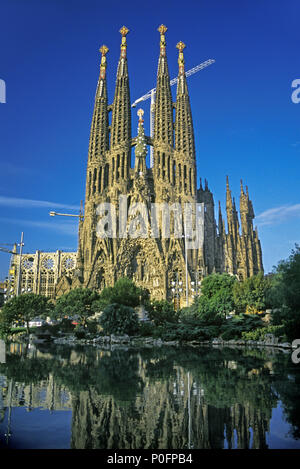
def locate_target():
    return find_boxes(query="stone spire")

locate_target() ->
[174,41,195,158]
[86,45,109,200]
[240,179,254,237]
[226,175,234,231]
[110,26,131,148]
[218,200,223,236]
[153,25,173,146]
[174,41,196,198]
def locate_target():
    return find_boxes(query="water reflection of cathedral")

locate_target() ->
[70,368,270,449]
[0,346,277,449]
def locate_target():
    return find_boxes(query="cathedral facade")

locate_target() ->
[57,25,263,303]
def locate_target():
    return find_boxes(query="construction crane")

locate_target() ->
[0,233,24,297]
[0,245,19,255]
[131,58,215,167]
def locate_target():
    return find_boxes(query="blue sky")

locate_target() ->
[0,0,299,279]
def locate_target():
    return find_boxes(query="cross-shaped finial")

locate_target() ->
[137,108,144,123]
[176,41,186,52]
[158,24,167,35]
[99,45,109,56]
[119,26,129,37]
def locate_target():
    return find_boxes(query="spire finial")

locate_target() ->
[137,108,144,124]
[119,26,129,58]
[158,24,167,56]
[158,24,167,35]
[240,178,245,195]
[99,45,109,79]
[176,41,186,75]
[119,25,129,37]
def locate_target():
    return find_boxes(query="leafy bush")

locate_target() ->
[86,320,98,334]
[242,325,286,341]
[146,300,179,326]
[139,321,156,337]
[94,277,149,312]
[74,325,86,339]
[59,318,75,332]
[99,303,140,336]
[220,328,237,341]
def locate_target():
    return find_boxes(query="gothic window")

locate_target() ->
[93,168,97,194]
[112,157,115,182]
[121,153,125,178]
[116,154,120,181]
[173,160,176,184]
[98,166,102,193]
[104,164,109,188]
[42,257,54,271]
[179,164,182,189]
[88,171,91,197]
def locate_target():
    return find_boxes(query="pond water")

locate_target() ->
[0,342,300,449]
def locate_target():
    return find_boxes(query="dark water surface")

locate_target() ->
[0,342,300,449]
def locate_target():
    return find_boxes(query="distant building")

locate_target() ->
[6,250,77,299]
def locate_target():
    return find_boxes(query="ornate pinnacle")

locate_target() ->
[99,45,109,79]
[99,45,109,56]
[240,179,245,195]
[158,24,167,56]
[119,26,129,37]
[158,24,167,35]
[137,108,144,124]
[119,26,129,58]
[176,41,186,75]
[176,41,186,52]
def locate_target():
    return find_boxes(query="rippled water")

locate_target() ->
[0,342,300,449]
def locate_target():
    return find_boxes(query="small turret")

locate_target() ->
[134,109,147,176]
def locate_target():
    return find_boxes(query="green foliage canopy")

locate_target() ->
[233,272,271,314]
[0,293,53,337]
[268,244,300,340]
[146,300,179,326]
[54,288,100,327]
[99,303,140,336]
[93,277,149,311]
[186,273,236,323]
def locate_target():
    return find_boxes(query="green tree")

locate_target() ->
[54,288,100,327]
[269,245,300,340]
[233,272,271,314]
[146,300,179,326]
[200,273,237,300]
[99,303,139,336]
[94,277,149,311]
[0,293,53,338]
[192,273,236,322]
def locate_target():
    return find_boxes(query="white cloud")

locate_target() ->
[0,217,78,236]
[0,195,79,211]
[256,203,300,226]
